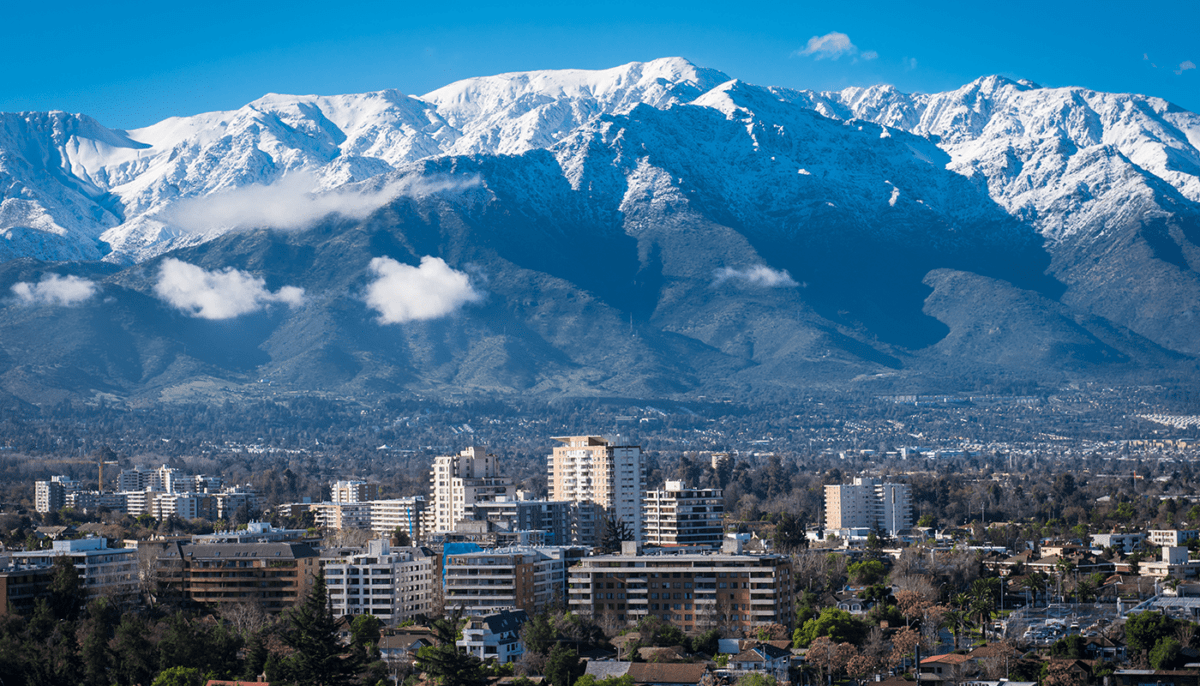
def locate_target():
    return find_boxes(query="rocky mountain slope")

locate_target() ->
[0,58,1198,405]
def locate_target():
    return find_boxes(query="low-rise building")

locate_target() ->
[0,563,54,616]
[1092,533,1145,553]
[9,538,139,601]
[458,609,528,663]
[155,541,319,613]
[444,546,582,616]
[567,539,794,634]
[322,538,434,625]
[1149,530,1200,548]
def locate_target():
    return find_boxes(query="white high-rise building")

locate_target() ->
[322,538,434,624]
[429,447,514,534]
[643,481,724,548]
[824,477,912,535]
[35,476,80,513]
[549,436,645,543]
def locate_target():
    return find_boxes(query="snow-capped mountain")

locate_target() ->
[1,58,1199,404]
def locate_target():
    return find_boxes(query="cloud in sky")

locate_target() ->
[154,258,304,319]
[10,274,97,306]
[795,32,876,62]
[713,265,799,288]
[1176,60,1196,76]
[162,173,480,234]
[365,256,483,325]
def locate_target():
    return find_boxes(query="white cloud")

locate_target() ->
[153,258,305,319]
[905,57,919,71]
[796,32,860,60]
[713,265,799,288]
[10,274,97,306]
[162,172,480,234]
[1176,60,1196,76]
[365,256,483,324]
[862,51,879,61]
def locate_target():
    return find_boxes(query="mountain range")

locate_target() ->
[2,57,1199,406]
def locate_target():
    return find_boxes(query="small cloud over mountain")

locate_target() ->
[365,256,483,325]
[713,265,799,288]
[10,274,98,306]
[154,258,304,319]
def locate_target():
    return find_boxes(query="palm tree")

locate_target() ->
[942,608,973,650]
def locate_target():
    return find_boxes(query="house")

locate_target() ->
[639,646,688,662]
[627,662,711,686]
[1084,636,1127,662]
[458,609,528,664]
[1112,670,1200,686]
[727,642,791,681]
[378,633,434,663]
[919,653,975,683]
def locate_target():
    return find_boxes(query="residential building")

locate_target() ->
[35,476,80,513]
[291,498,426,539]
[0,563,54,616]
[726,642,791,681]
[444,546,582,616]
[9,538,139,601]
[457,609,528,663]
[1092,532,1145,553]
[462,497,575,546]
[824,477,912,535]
[430,447,514,534]
[549,436,645,542]
[583,662,711,686]
[331,480,380,504]
[154,541,319,613]
[1149,530,1200,547]
[322,538,434,624]
[643,481,724,548]
[193,521,310,544]
[566,539,794,634]
[1142,546,1200,579]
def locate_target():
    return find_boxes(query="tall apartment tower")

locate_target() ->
[549,436,645,542]
[824,477,912,535]
[643,481,724,548]
[429,447,514,534]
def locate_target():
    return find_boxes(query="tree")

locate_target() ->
[847,560,886,586]
[1051,635,1086,660]
[600,516,634,553]
[49,555,83,621]
[112,614,156,686]
[393,526,412,546]
[1126,611,1177,652]
[150,666,205,686]
[279,570,358,686]
[1150,637,1183,670]
[793,607,869,646]
[417,643,486,686]
[737,675,778,686]
[544,643,583,686]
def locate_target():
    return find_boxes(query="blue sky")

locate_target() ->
[3,0,1197,130]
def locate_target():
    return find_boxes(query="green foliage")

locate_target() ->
[1150,637,1183,670]
[737,674,778,686]
[716,653,730,668]
[545,643,583,686]
[600,516,634,552]
[278,571,358,686]
[1051,635,1086,660]
[691,628,721,656]
[1126,611,1177,652]
[417,643,486,686]
[575,675,635,686]
[157,613,243,679]
[48,555,83,621]
[150,666,205,686]
[847,560,886,585]
[793,607,869,647]
[773,512,807,551]
[917,514,935,528]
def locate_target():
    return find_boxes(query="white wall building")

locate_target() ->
[458,609,528,663]
[430,447,514,535]
[643,481,724,548]
[824,477,912,535]
[549,436,645,543]
[322,538,434,625]
[35,476,80,513]
[9,538,138,600]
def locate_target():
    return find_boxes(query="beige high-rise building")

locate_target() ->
[824,477,912,534]
[430,447,514,534]
[549,436,645,542]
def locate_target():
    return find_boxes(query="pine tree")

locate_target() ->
[280,570,358,686]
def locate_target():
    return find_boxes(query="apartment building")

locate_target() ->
[462,497,576,546]
[566,540,794,634]
[430,447,514,534]
[35,476,80,513]
[549,436,645,543]
[444,546,583,616]
[331,480,380,504]
[155,541,319,613]
[322,539,434,624]
[10,538,139,601]
[824,477,912,535]
[458,609,528,663]
[294,498,426,539]
[1149,529,1200,547]
[0,563,54,616]
[643,481,724,548]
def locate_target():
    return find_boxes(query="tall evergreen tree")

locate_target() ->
[279,570,358,686]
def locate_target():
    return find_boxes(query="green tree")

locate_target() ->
[1150,637,1183,670]
[279,570,358,686]
[150,666,205,686]
[417,643,486,686]
[545,643,583,686]
[793,608,869,646]
[48,555,83,621]
[600,516,634,553]
[737,675,778,686]
[1126,611,1177,652]
[112,614,156,686]
[1051,635,1086,660]
[80,598,117,686]
[242,632,269,682]
[847,561,886,586]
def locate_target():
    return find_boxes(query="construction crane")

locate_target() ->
[41,456,121,491]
